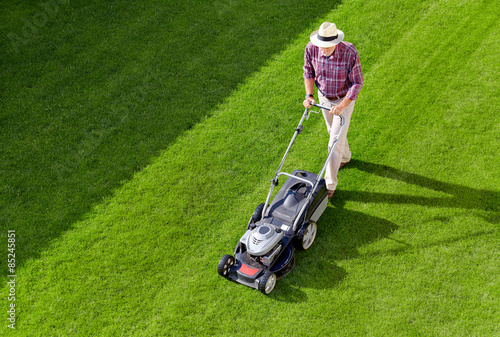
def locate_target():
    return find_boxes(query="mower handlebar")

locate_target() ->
[306,102,345,126]
[310,102,331,110]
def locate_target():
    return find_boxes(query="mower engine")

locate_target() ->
[240,224,284,267]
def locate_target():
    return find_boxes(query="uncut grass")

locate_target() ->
[0,0,337,269]
[2,0,499,336]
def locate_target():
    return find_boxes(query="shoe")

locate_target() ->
[328,190,334,199]
[339,161,349,169]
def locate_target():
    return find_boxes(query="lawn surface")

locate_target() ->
[1,0,499,336]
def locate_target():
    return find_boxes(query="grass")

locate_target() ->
[0,0,336,269]
[1,0,499,335]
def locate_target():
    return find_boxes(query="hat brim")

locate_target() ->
[310,29,344,48]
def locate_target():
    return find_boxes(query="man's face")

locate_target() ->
[320,46,336,57]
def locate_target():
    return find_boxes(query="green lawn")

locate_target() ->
[1,0,499,335]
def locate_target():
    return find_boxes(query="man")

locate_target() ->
[303,22,363,199]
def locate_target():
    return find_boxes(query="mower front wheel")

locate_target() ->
[258,272,277,295]
[217,254,235,278]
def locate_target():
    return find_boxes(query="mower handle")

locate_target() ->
[308,102,345,125]
[310,102,331,110]
[277,172,314,188]
[261,102,344,219]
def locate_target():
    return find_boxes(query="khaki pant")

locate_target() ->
[318,91,355,191]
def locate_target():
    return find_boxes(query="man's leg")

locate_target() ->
[318,92,355,193]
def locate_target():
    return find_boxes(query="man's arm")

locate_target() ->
[345,46,364,101]
[331,46,362,115]
[303,78,316,108]
[303,43,317,108]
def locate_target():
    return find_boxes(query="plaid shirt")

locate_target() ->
[303,41,363,100]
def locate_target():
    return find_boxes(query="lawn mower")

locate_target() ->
[217,103,346,294]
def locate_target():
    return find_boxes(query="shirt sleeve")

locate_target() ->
[303,43,315,80]
[345,47,364,100]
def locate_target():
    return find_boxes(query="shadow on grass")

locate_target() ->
[0,0,339,268]
[287,209,398,298]
[272,204,398,302]
[335,160,499,221]
[275,159,498,299]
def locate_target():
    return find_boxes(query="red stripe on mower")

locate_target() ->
[239,264,259,276]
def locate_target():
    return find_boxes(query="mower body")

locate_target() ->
[218,104,344,294]
[219,170,328,294]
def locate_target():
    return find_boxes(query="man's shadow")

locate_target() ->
[276,159,498,299]
[335,159,499,224]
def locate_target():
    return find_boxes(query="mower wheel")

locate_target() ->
[258,272,277,295]
[217,254,235,278]
[251,203,265,223]
[295,221,317,250]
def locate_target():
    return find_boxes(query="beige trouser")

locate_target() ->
[318,91,355,191]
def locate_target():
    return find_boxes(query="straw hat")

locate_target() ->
[310,22,344,48]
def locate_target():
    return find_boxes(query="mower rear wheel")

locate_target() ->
[217,254,235,278]
[258,272,277,295]
[296,221,317,250]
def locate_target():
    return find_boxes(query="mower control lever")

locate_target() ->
[309,102,345,126]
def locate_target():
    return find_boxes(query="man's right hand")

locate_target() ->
[303,97,315,108]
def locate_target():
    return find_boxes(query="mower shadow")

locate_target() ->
[272,208,398,302]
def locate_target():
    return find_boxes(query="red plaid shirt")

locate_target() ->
[303,41,363,100]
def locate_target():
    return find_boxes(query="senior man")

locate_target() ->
[303,22,364,199]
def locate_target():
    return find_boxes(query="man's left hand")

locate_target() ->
[330,105,345,116]
[329,98,352,115]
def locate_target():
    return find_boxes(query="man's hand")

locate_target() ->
[330,105,345,116]
[330,98,352,115]
[303,97,315,108]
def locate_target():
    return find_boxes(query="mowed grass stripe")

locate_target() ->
[0,0,337,270]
